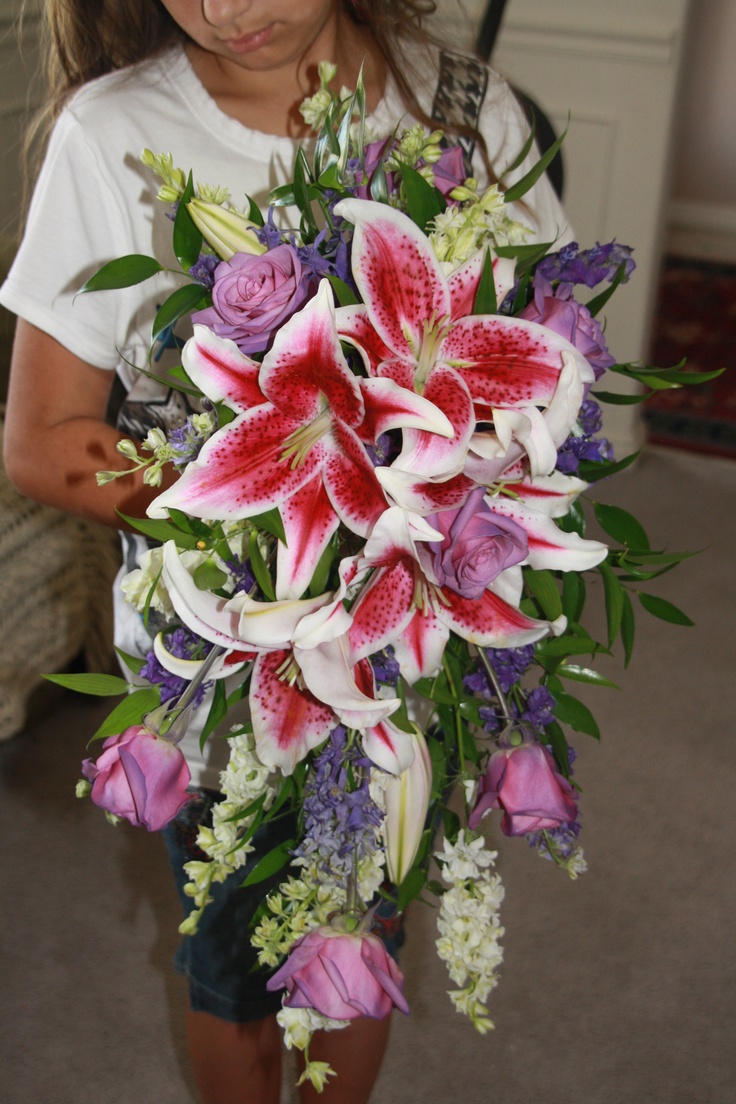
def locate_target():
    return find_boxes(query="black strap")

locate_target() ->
[430,49,489,175]
[476,0,510,61]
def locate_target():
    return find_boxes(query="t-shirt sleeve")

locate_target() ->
[0,108,136,369]
[479,71,575,248]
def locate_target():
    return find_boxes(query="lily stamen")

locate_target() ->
[280,408,332,469]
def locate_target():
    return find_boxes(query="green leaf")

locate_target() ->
[116,512,201,550]
[193,557,229,591]
[244,195,265,226]
[501,124,537,178]
[114,647,145,676]
[536,636,599,660]
[268,183,296,207]
[637,592,694,626]
[472,248,498,315]
[89,688,161,742]
[585,261,628,317]
[591,390,648,406]
[593,503,650,550]
[525,569,563,620]
[308,537,337,599]
[562,571,586,622]
[240,840,295,887]
[249,507,286,544]
[495,240,554,274]
[557,498,586,537]
[621,589,635,667]
[293,148,318,236]
[327,274,360,307]
[544,720,571,777]
[503,116,569,204]
[152,283,208,346]
[200,679,229,745]
[598,559,625,648]
[397,865,428,912]
[173,171,202,273]
[249,531,275,601]
[43,672,131,696]
[577,450,640,483]
[79,254,163,294]
[552,691,601,739]
[400,163,445,233]
[558,664,620,689]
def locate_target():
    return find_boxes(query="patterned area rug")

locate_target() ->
[645,256,736,458]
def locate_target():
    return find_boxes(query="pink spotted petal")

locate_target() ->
[321,421,388,537]
[148,404,320,521]
[375,466,475,514]
[260,281,363,428]
[250,650,335,774]
[348,561,416,663]
[488,496,608,571]
[334,304,394,377]
[334,198,451,359]
[509,469,590,518]
[357,377,453,442]
[392,604,449,684]
[441,314,588,408]
[353,660,414,774]
[182,326,264,411]
[448,252,516,320]
[392,364,474,480]
[436,584,565,648]
[296,637,401,730]
[276,474,341,600]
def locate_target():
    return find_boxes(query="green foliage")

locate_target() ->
[79,254,163,294]
[173,171,203,272]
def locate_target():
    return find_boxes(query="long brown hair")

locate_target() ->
[22,1,489,206]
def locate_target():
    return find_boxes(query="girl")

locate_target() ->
[1,2,571,1102]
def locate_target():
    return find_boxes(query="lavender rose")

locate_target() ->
[469,743,578,837]
[419,485,528,599]
[266,923,410,1020]
[192,243,313,355]
[81,724,191,831]
[521,274,615,380]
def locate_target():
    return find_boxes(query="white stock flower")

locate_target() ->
[120,546,208,616]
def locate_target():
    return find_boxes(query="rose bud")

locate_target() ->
[267,921,410,1020]
[469,743,577,837]
[81,724,191,832]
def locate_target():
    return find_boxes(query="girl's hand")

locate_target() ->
[3,319,173,529]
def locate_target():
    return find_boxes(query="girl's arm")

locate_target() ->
[3,320,165,529]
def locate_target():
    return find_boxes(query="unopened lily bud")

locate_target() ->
[187,198,266,261]
[384,728,433,885]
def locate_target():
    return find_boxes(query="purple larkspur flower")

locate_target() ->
[224,554,257,596]
[521,686,556,729]
[370,647,400,687]
[139,627,213,707]
[527,818,582,862]
[536,240,635,289]
[295,726,383,876]
[167,415,211,467]
[188,253,219,290]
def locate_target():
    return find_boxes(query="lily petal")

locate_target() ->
[182,326,264,411]
[250,650,335,775]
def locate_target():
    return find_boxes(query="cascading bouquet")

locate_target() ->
[56,65,714,1091]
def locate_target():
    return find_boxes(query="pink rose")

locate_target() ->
[418,485,528,599]
[469,743,578,837]
[81,724,191,831]
[266,923,410,1020]
[193,243,313,355]
[521,275,615,379]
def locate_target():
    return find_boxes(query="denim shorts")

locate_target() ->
[162,789,404,1023]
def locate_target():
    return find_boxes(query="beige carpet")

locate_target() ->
[2,444,734,1104]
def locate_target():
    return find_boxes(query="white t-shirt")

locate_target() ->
[1,43,571,788]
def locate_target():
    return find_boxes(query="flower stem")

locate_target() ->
[477,647,513,724]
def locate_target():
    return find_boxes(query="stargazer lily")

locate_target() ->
[346,508,566,687]
[333,198,594,482]
[149,283,453,599]
[157,541,404,773]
